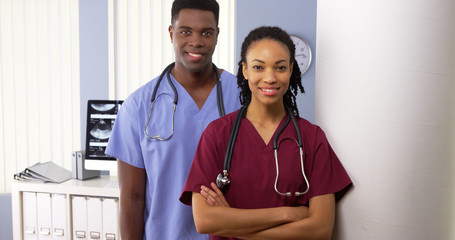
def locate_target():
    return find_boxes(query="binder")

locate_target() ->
[102,198,119,240]
[51,194,68,240]
[22,192,38,240]
[14,162,49,182]
[26,161,72,183]
[76,151,100,180]
[71,151,100,180]
[14,161,72,183]
[72,196,88,240]
[87,197,103,240]
[14,170,49,182]
[36,193,52,240]
[72,151,78,179]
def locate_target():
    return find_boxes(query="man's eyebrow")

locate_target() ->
[177,26,216,31]
[177,26,192,30]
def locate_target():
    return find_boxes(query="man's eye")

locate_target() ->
[180,30,191,35]
[202,31,214,36]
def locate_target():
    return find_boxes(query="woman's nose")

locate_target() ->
[263,69,277,83]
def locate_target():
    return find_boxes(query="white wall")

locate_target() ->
[316,1,455,239]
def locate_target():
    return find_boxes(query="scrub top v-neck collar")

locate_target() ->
[241,114,289,148]
[167,72,221,121]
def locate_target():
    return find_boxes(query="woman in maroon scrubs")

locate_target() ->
[181,26,352,240]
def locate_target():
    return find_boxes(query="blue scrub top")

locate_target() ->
[106,70,240,240]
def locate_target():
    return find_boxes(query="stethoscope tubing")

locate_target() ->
[218,105,310,197]
[144,62,224,141]
[223,105,247,171]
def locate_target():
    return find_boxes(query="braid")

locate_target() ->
[237,26,305,117]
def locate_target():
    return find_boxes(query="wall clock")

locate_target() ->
[290,35,312,75]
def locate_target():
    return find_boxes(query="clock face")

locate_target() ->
[290,35,312,75]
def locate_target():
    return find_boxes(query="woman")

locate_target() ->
[180,26,352,240]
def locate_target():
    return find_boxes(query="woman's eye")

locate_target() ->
[252,65,263,70]
[276,66,287,71]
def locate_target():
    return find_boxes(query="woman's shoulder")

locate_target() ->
[295,116,328,140]
[296,116,321,130]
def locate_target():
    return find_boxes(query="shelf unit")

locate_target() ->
[11,175,120,240]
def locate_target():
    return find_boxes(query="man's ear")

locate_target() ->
[169,25,173,43]
[215,27,220,45]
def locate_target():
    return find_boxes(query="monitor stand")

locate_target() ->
[84,158,117,176]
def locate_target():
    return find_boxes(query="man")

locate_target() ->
[105,0,240,239]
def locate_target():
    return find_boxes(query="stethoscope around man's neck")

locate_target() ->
[216,105,310,197]
[144,62,225,141]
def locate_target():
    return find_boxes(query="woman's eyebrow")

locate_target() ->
[250,59,288,64]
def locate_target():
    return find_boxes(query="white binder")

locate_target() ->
[22,192,38,240]
[36,193,52,240]
[87,197,103,240]
[51,194,68,240]
[72,196,88,240]
[102,198,119,240]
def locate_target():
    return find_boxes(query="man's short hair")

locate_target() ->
[171,0,220,26]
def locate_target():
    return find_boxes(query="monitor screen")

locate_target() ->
[84,100,123,173]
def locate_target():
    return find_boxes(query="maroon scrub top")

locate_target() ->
[181,110,352,238]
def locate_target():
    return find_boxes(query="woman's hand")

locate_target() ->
[199,183,309,222]
[200,182,230,207]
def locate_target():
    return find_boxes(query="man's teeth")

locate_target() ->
[189,53,202,57]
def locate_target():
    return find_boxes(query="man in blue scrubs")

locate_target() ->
[105,0,240,239]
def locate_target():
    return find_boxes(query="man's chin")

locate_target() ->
[181,61,212,74]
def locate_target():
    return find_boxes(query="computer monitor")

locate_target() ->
[84,100,123,174]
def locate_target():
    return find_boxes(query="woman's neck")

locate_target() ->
[246,101,286,124]
[246,101,286,145]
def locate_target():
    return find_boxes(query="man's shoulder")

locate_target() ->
[219,70,240,103]
[119,76,161,114]
[220,70,237,84]
[209,109,239,129]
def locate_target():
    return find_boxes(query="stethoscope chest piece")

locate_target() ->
[216,170,230,188]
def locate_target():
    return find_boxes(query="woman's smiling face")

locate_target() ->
[242,38,293,108]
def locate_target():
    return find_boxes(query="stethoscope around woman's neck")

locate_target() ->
[216,105,310,197]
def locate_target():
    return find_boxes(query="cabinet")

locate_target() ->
[11,176,120,240]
